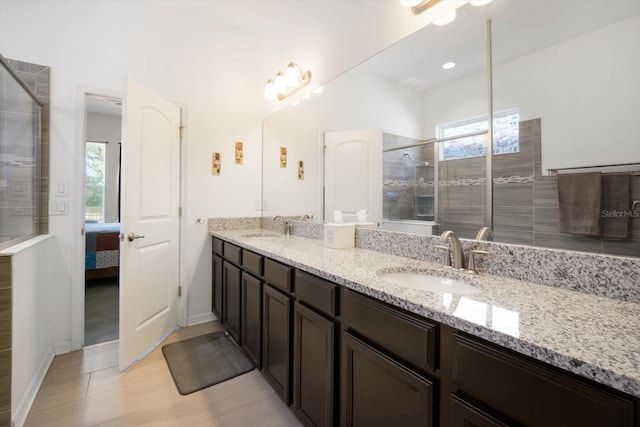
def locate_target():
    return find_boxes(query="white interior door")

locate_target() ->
[120,78,181,371]
[324,129,383,223]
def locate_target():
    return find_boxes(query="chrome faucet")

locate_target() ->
[439,230,465,271]
[273,216,292,235]
[475,226,494,241]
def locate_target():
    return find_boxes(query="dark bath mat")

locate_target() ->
[162,331,254,395]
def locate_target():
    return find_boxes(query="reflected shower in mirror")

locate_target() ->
[261,0,640,256]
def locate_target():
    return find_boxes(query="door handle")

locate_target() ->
[127,232,146,242]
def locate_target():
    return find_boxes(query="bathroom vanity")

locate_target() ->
[211,230,640,427]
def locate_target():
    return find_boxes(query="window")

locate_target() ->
[85,142,106,223]
[437,109,520,161]
[0,60,43,248]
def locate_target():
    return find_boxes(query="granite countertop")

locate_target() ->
[211,229,640,398]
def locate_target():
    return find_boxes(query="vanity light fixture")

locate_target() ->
[400,0,442,15]
[442,61,456,70]
[264,61,312,101]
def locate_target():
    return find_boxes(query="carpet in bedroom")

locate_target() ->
[85,276,119,346]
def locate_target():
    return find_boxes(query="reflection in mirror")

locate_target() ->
[262,2,488,236]
[489,0,640,256]
[262,0,640,257]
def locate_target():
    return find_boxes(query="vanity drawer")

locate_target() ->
[264,258,293,294]
[452,333,634,427]
[341,289,437,373]
[212,237,224,256]
[223,242,242,266]
[243,250,263,278]
[295,270,338,318]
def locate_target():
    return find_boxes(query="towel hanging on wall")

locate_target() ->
[601,173,631,239]
[557,172,602,236]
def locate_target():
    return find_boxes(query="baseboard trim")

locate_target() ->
[53,340,71,355]
[13,346,54,427]
[188,312,217,326]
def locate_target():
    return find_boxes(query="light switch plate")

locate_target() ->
[55,180,69,196]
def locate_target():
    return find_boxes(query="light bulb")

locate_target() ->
[274,72,287,94]
[442,62,456,70]
[285,62,300,87]
[434,10,456,26]
[400,0,422,7]
[312,86,324,94]
[264,79,276,100]
[470,0,493,6]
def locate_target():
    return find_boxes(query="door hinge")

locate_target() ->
[178,206,182,217]
[179,126,185,139]
[178,286,182,297]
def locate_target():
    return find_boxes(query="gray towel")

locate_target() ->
[557,172,602,236]
[601,173,630,239]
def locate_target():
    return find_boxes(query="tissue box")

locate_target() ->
[324,223,355,248]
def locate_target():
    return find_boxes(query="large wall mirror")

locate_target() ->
[262,0,640,257]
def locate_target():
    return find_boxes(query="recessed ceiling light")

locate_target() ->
[442,62,456,70]
[470,0,493,6]
[434,10,456,26]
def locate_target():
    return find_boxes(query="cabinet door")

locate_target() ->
[342,331,434,427]
[212,254,223,319]
[293,302,335,427]
[222,261,242,344]
[241,272,262,369]
[262,284,292,404]
[451,395,512,427]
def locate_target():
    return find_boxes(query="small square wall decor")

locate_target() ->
[212,152,221,176]
[235,141,243,165]
[280,147,287,168]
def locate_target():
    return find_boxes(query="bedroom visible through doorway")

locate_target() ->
[84,95,122,347]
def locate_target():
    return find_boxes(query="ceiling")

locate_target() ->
[86,95,121,116]
[359,0,640,92]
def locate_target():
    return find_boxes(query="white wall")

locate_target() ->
[422,14,640,171]
[0,0,466,350]
[263,71,424,219]
[86,112,121,224]
[6,236,54,427]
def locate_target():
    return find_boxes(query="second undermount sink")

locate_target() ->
[378,271,481,295]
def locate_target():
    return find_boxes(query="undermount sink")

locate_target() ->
[240,232,281,239]
[378,271,481,295]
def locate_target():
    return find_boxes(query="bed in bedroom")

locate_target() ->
[85,222,120,280]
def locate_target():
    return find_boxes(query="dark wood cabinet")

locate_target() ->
[451,332,635,427]
[293,301,336,427]
[222,261,242,344]
[212,254,223,319]
[211,237,640,427]
[262,283,292,404]
[342,289,437,373]
[451,394,513,427]
[241,272,262,369]
[341,331,434,427]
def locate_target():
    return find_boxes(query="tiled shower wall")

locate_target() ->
[382,119,639,256]
[494,118,640,257]
[4,59,50,234]
[382,133,435,221]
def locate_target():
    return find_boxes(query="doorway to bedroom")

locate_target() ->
[84,95,122,346]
